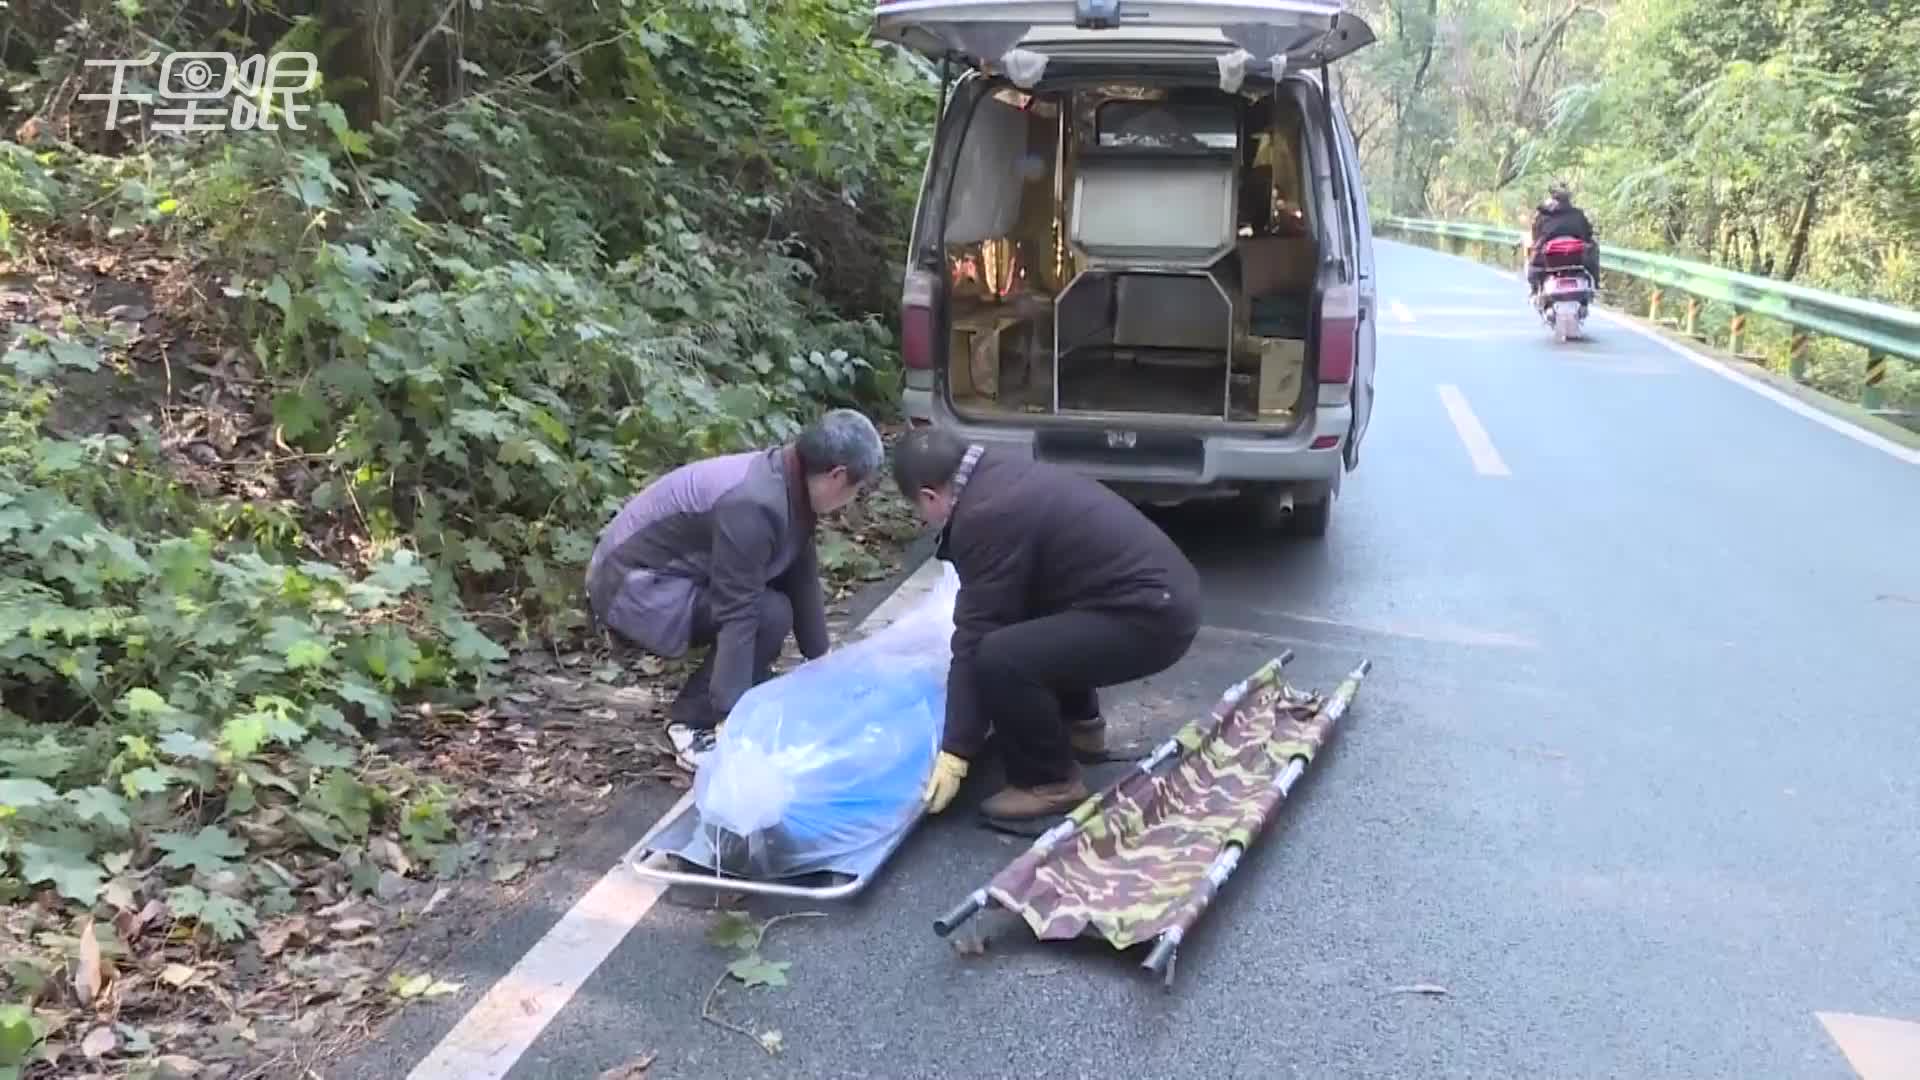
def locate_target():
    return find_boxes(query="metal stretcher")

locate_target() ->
[933,651,1372,986]
[627,799,924,901]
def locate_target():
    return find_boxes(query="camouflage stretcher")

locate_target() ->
[933,651,1372,986]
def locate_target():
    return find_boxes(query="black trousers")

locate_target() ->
[667,590,793,730]
[972,607,1198,788]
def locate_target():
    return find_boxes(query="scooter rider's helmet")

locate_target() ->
[1548,179,1572,203]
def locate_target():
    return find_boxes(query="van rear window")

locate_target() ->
[1094,101,1238,151]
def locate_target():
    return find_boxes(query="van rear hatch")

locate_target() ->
[872,0,1375,72]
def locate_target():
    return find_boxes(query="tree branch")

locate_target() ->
[394,0,464,98]
[1514,3,1599,123]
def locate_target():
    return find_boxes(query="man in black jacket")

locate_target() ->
[1528,180,1600,295]
[893,429,1202,820]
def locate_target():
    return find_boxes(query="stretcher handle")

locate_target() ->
[934,889,987,937]
[1141,936,1178,986]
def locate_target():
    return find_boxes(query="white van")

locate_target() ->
[876,0,1379,537]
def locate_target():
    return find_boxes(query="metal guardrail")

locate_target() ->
[1378,216,1920,412]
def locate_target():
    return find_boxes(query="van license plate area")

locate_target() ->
[1037,429,1205,473]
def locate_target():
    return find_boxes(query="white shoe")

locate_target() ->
[667,722,720,772]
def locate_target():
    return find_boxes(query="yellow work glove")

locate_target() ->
[923,752,969,814]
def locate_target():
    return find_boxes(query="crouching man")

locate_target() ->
[893,428,1202,820]
[586,409,884,771]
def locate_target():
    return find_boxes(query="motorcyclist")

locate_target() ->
[1527,181,1600,295]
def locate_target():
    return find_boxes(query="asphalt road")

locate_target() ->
[345,240,1920,1080]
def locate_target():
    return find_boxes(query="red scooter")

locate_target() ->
[1527,236,1596,343]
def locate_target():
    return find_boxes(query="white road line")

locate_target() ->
[1400,240,1920,468]
[402,814,684,1080]
[1389,298,1415,324]
[404,556,951,1080]
[1817,1012,1920,1079]
[1436,383,1511,476]
[1593,309,1920,467]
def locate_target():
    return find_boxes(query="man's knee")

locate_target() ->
[973,627,1034,684]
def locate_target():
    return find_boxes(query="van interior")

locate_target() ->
[939,80,1321,429]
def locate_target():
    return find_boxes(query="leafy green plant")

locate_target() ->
[0,1003,48,1080]
[0,0,927,1068]
[701,910,822,1056]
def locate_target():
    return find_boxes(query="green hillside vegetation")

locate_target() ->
[0,2,932,1073]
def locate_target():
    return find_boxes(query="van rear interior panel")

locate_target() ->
[936,78,1321,429]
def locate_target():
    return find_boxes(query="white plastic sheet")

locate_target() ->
[689,562,960,879]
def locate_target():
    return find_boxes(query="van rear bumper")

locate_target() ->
[931,404,1351,503]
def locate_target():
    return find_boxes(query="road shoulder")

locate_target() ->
[326,540,940,1080]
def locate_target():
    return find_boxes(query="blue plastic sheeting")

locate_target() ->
[655,563,959,881]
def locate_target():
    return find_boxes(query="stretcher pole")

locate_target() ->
[1138,657,1373,987]
[933,651,1296,938]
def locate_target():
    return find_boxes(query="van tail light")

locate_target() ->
[1317,282,1358,386]
[900,268,937,371]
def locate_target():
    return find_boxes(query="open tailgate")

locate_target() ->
[872,0,1376,71]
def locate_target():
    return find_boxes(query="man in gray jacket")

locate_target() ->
[586,409,884,770]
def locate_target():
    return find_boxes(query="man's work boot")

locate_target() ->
[979,777,1091,821]
[1069,715,1107,763]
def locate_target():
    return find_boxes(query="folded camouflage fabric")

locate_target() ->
[984,658,1343,950]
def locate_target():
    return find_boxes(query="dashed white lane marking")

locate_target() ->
[1436,383,1512,476]
[1396,240,1920,468]
[1817,1012,1920,1079]
[1389,298,1415,324]
[403,557,951,1080]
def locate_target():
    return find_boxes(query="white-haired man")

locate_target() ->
[586,409,884,770]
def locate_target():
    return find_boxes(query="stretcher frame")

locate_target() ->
[626,798,926,901]
[932,651,1372,987]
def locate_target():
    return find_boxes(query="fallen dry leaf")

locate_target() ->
[1388,983,1450,997]
[74,919,103,1008]
[257,916,309,958]
[597,1051,658,1079]
[370,835,413,876]
[290,1012,323,1037]
[103,880,137,914]
[160,963,202,989]
[330,916,377,936]
[758,1029,784,1055]
[81,1023,117,1058]
[134,898,167,930]
[152,1054,205,1078]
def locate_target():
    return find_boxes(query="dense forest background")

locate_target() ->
[1340,0,1920,305]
